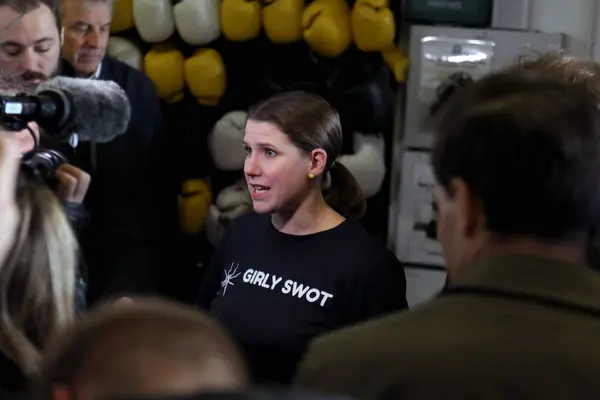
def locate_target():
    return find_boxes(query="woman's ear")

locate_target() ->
[308,149,327,177]
[60,27,64,46]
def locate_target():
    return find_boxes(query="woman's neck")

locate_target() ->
[271,192,344,235]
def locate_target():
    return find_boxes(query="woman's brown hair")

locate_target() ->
[248,91,366,218]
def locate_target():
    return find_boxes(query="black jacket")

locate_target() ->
[50,56,164,302]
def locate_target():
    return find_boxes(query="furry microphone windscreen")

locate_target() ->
[37,77,132,143]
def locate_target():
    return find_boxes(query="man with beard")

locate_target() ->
[0,1,90,226]
[0,0,161,304]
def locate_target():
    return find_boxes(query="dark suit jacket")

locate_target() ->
[295,253,600,400]
[56,56,165,302]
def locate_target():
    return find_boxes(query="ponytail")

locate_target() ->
[323,162,367,219]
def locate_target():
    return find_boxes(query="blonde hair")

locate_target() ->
[0,174,77,377]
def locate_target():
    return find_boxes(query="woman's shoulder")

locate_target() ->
[332,218,388,247]
[220,212,270,242]
[320,218,400,264]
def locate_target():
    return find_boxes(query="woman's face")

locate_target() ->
[243,120,313,214]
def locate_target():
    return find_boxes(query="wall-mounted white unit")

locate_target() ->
[492,0,533,30]
[405,266,447,309]
[395,151,444,267]
[403,25,565,150]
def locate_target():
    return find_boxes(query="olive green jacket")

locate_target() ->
[295,253,600,400]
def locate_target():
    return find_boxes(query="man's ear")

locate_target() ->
[308,149,327,177]
[60,27,65,45]
[451,177,484,237]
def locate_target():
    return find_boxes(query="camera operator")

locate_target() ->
[0,0,161,304]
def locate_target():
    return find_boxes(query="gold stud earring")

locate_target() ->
[308,173,315,179]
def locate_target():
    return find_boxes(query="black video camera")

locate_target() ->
[0,96,70,189]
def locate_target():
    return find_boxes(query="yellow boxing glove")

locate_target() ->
[381,45,409,83]
[263,0,304,44]
[144,44,185,103]
[221,0,261,42]
[302,0,351,57]
[111,0,134,33]
[178,179,213,235]
[351,0,395,52]
[184,48,227,106]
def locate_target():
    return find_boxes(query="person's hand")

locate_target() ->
[55,164,91,203]
[0,137,20,266]
[15,122,40,154]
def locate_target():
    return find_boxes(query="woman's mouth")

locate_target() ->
[250,184,270,198]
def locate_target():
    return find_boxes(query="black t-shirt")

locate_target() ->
[197,212,408,385]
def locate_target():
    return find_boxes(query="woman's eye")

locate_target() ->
[265,149,277,157]
[244,146,251,155]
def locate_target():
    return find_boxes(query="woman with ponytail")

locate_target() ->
[197,91,407,385]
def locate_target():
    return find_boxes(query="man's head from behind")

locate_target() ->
[61,0,111,77]
[39,298,248,400]
[432,69,600,279]
[517,51,600,102]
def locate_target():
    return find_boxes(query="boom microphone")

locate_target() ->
[0,76,131,143]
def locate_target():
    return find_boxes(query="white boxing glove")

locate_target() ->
[107,37,143,70]
[209,111,248,171]
[205,180,252,247]
[174,0,221,45]
[216,179,251,210]
[205,205,226,247]
[133,0,175,43]
[338,132,386,198]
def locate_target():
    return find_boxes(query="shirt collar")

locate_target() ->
[450,253,600,311]
[91,62,102,79]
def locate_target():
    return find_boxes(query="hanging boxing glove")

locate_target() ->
[111,0,134,33]
[328,61,396,134]
[220,0,262,41]
[174,0,221,45]
[205,204,226,247]
[205,180,252,246]
[178,179,213,235]
[351,0,395,52]
[209,111,248,171]
[302,0,351,57]
[144,44,185,103]
[107,37,143,70]
[262,0,304,44]
[381,45,409,83]
[338,132,386,198]
[133,0,176,43]
[216,179,252,212]
[184,48,227,106]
